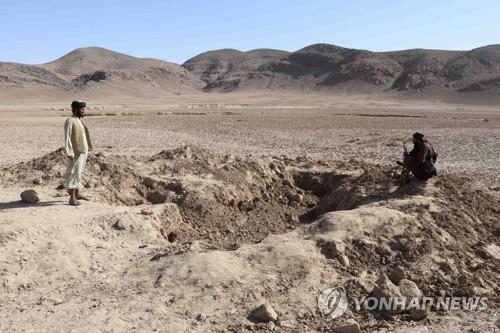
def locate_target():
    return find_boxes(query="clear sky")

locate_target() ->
[1,0,498,65]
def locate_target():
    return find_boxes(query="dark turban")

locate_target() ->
[413,132,425,141]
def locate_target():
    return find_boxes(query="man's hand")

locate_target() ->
[68,155,75,161]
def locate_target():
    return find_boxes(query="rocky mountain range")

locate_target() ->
[1,44,499,101]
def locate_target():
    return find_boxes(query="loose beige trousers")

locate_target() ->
[65,153,88,189]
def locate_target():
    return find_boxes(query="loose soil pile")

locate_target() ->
[1,146,498,332]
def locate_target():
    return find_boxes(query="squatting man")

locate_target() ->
[64,100,93,206]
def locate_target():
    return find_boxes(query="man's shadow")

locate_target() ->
[0,200,65,211]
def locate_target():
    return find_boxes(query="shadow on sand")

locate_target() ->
[0,200,65,211]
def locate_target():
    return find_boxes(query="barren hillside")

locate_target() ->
[184,44,500,101]
[183,48,290,90]
[1,44,499,102]
[0,47,199,101]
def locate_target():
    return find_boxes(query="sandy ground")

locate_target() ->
[1,94,499,187]
[0,94,499,332]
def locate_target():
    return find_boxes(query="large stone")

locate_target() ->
[398,279,422,299]
[338,254,350,267]
[482,244,500,260]
[398,279,422,310]
[20,190,40,204]
[249,303,278,322]
[319,239,345,259]
[371,275,403,315]
[354,277,377,294]
[333,321,360,333]
[372,275,402,298]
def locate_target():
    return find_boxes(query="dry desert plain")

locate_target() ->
[0,93,499,332]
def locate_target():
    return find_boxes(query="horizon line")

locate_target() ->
[2,42,499,67]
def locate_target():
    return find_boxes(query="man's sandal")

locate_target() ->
[69,197,82,206]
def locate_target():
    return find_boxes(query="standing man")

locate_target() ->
[64,100,93,206]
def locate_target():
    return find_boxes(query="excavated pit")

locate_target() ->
[0,146,403,248]
[1,145,499,331]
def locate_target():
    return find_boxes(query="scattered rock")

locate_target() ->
[291,193,303,204]
[319,239,345,259]
[85,180,98,188]
[111,217,126,230]
[249,303,278,322]
[333,321,360,333]
[339,254,350,267]
[20,189,40,203]
[371,275,403,314]
[195,313,207,321]
[287,214,299,223]
[398,279,422,299]
[140,208,154,216]
[354,277,377,294]
[142,177,157,188]
[389,266,406,285]
[482,244,500,260]
[51,297,65,306]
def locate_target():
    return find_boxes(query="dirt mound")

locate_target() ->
[0,149,144,205]
[3,146,497,252]
[1,146,318,247]
[0,146,419,249]
[1,146,499,332]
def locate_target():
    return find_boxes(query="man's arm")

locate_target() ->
[427,143,438,162]
[64,118,75,159]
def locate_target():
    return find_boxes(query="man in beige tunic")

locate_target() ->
[64,100,93,206]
